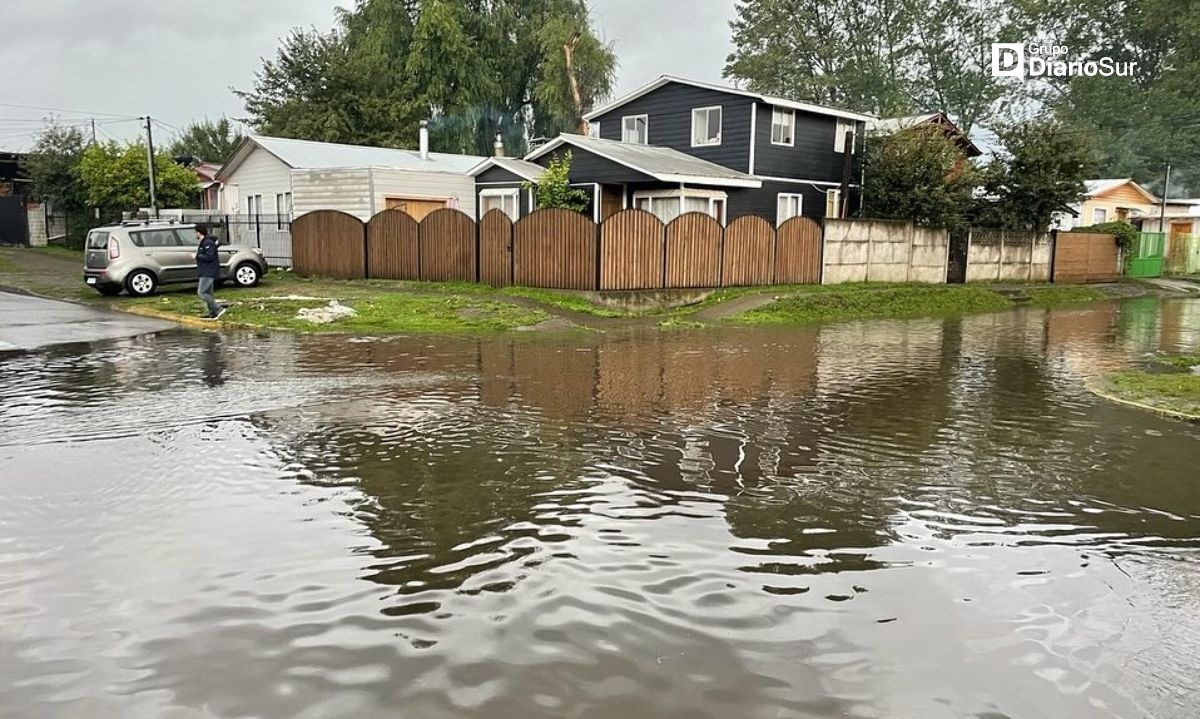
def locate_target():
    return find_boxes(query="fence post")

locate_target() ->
[255,213,261,249]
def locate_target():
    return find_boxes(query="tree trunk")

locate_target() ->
[563,32,586,135]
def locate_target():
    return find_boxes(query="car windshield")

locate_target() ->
[85,230,109,249]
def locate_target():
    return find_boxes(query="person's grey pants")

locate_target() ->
[197,276,220,317]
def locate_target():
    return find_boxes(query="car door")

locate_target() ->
[133,228,191,282]
[171,229,200,282]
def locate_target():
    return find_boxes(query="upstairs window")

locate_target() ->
[825,189,842,218]
[834,119,856,153]
[587,121,600,138]
[622,115,648,144]
[691,106,722,146]
[771,107,795,146]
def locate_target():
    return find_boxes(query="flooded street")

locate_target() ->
[2,297,1199,719]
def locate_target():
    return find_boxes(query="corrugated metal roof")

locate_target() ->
[468,157,546,181]
[866,114,939,134]
[248,135,485,174]
[525,134,761,188]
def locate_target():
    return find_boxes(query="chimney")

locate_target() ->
[493,133,505,158]
[419,120,429,160]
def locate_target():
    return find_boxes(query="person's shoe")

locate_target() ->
[200,314,217,321]
[213,307,228,320]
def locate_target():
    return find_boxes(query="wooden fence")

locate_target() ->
[291,207,824,290]
[1051,231,1120,284]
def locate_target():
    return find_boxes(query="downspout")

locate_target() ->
[367,167,377,218]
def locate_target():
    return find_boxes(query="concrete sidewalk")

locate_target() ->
[0,291,178,352]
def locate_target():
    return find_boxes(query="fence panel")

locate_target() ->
[291,210,365,279]
[722,215,775,286]
[665,213,722,288]
[479,210,514,286]
[514,208,597,290]
[600,209,665,290]
[775,216,822,283]
[1052,232,1119,283]
[419,208,476,282]
[366,209,419,280]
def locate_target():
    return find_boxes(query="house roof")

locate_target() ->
[217,135,485,181]
[1084,178,1159,203]
[583,75,874,123]
[525,134,763,188]
[467,157,546,182]
[867,112,983,157]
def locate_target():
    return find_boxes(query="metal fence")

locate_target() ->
[173,212,293,267]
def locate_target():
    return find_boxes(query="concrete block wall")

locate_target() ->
[822,219,948,285]
[25,202,47,247]
[965,230,1051,282]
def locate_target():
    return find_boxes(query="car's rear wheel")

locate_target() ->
[95,285,122,297]
[233,262,262,288]
[125,270,158,297]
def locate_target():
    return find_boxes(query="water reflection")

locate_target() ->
[1,300,1198,718]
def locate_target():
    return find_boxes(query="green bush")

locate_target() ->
[1074,221,1139,250]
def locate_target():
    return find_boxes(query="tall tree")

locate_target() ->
[167,118,246,163]
[973,119,1099,230]
[724,0,1024,131]
[22,123,88,216]
[238,0,617,156]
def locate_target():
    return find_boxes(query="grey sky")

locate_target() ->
[0,0,734,152]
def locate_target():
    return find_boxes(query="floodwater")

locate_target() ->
[2,297,1199,719]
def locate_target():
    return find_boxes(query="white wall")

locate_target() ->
[822,219,949,284]
[291,168,373,220]
[370,168,477,219]
[221,146,292,215]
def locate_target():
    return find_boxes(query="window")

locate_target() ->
[1093,208,1107,224]
[588,121,600,138]
[245,194,262,216]
[825,189,842,218]
[834,119,856,153]
[622,115,648,144]
[131,228,187,248]
[86,230,110,250]
[480,189,520,220]
[691,106,722,146]
[777,193,803,225]
[634,189,727,223]
[276,192,292,228]
[771,107,795,146]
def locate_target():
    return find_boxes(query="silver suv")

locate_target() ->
[82,222,268,297]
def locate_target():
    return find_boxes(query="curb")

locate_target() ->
[1085,379,1200,423]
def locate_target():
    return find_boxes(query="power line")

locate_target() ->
[0,101,139,119]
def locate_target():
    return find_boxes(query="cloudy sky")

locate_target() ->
[0,0,735,152]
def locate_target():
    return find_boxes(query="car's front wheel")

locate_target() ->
[125,270,158,297]
[233,262,262,288]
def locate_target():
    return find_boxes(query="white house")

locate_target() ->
[216,129,485,222]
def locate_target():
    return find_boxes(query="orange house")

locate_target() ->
[1071,178,1159,227]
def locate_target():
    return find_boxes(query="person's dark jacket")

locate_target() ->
[196,234,220,279]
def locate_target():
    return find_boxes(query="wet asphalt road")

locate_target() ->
[0,291,177,351]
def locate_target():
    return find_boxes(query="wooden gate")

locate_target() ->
[722,215,774,286]
[291,210,365,279]
[479,210,514,286]
[419,209,476,281]
[1052,231,1119,283]
[366,209,419,280]
[600,209,664,290]
[514,208,596,290]
[774,216,822,284]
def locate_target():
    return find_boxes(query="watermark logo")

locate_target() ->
[990,43,1137,79]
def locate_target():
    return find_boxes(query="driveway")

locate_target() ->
[0,291,177,351]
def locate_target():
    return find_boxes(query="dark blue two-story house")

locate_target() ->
[473,75,871,226]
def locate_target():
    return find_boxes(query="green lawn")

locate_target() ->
[1099,371,1200,419]
[729,285,1014,325]
[1023,286,1107,307]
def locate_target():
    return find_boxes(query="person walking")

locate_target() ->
[194,224,226,320]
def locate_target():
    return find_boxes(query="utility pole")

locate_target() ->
[90,118,96,145]
[143,116,158,218]
[1159,163,1171,232]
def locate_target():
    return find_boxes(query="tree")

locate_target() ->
[724,0,1024,132]
[863,127,977,228]
[238,0,618,156]
[167,118,245,163]
[22,122,88,214]
[972,119,1099,230]
[528,151,588,211]
[77,142,199,217]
